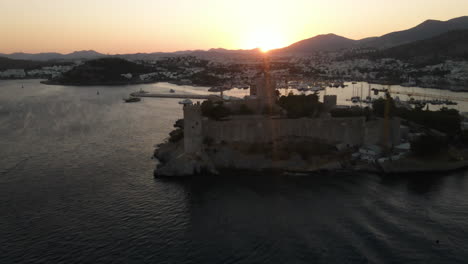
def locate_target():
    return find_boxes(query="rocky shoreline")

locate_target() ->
[153,135,468,178]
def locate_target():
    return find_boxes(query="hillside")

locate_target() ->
[361,30,468,65]
[360,16,468,48]
[273,34,356,55]
[48,58,153,85]
[0,50,105,61]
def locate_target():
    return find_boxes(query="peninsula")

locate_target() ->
[42,58,156,86]
[153,62,468,177]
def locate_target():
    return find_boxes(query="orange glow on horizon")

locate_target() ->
[0,0,467,54]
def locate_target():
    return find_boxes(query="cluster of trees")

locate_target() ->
[372,96,461,136]
[200,100,231,120]
[410,134,449,157]
[277,93,324,118]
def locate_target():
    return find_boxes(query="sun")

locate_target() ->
[245,28,287,53]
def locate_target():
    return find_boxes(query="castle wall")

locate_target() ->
[183,104,401,155]
[183,104,203,154]
[364,118,401,147]
[202,116,370,146]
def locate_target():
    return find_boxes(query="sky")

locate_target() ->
[0,0,467,54]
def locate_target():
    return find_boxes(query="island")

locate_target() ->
[153,68,468,177]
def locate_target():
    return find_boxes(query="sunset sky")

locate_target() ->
[1,0,467,54]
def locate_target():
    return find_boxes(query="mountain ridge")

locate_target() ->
[1,16,468,60]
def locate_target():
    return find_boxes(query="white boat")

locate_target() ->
[351,96,360,103]
[288,81,299,88]
[123,97,141,103]
[310,86,324,92]
[298,83,309,91]
[179,99,193,105]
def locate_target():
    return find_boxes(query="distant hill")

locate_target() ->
[0,57,72,71]
[0,50,105,61]
[270,16,468,55]
[3,16,468,60]
[273,34,357,55]
[359,16,468,48]
[369,29,468,64]
[48,58,153,85]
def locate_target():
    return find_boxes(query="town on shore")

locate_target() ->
[2,16,468,176]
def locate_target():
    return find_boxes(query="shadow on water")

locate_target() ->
[152,170,468,263]
[152,171,388,263]
[379,170,468,196]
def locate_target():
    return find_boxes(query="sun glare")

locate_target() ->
[245,27,287,53]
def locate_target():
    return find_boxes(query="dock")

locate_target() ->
[130,92,217,100]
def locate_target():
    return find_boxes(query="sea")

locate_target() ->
[1,79,468,263]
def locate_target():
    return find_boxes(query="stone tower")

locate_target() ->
[183,104,203,154]
[250,72,277,109]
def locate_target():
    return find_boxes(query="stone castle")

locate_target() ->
[182,73,401,156]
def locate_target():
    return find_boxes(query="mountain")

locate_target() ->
[2,16,468,61]
[0,50,105,61]
[62,50,104,60]
[270,16,468,55]
[369,29,468,64]
[360,16,468,48]
[273,34,357,55]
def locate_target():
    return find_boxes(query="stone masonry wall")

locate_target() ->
[202,116,368,146]
[184,105,401,154]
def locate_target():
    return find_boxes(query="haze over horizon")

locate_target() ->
[1,0,467,54]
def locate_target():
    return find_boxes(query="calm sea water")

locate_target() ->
[1,79,468,263]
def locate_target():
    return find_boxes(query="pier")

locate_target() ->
[130,92,217,100]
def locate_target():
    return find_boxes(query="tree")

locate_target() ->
[201,100,231,120]
[277,93,323,118]
[372,94,396,118]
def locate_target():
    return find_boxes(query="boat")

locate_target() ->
[170,89,175,93]
[310,86,324,92]
[139,88,149,94]
[288,81,299,89]
[179,99,193,105]
[123,97,141,103]
[363,96,373,104]
[351,96,360,103]
[372,88,388,95]
[297,83,309,91]
[445,100,458,105]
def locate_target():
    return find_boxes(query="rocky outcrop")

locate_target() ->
[153,139,347,177]
[154,141,218,177]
